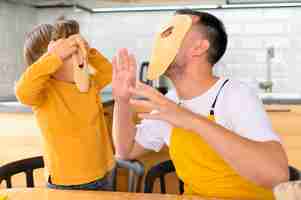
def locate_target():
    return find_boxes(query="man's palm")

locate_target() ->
[112,49,137,102]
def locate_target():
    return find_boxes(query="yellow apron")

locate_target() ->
[169,80,275,199]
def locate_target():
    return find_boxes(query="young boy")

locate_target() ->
[15,20,115,190]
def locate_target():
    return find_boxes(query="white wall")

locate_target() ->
[36,7,301,93]
[0,1,36,99]
[1,4,301,97]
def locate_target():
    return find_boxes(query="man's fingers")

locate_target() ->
[136,81,151,89]
[129,54,137,76]
[118,49,126,70]
[112,56,117,69]
[115,49,124,72]
[112,56,118,77]
[130,99,163,120]
[137,112,161,120]
[129,87,149,100]
[129,84,163,105]
[122,49,130,71]
[130,99,159,112]
[137,81,163,98]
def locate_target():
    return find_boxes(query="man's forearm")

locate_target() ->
[113,101,136,159]
[188,114,289,188]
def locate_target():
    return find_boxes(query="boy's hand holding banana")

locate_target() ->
[48,34,96,93]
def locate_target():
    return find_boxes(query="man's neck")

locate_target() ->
[170,62,218,100]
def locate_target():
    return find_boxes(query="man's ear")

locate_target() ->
[192,39,210,57]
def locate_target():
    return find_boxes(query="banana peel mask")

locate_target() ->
[147,15,192,80]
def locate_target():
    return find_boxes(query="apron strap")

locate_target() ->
[210,79,229,116]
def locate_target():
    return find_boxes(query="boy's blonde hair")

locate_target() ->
[52,19,80,41]
[24,24,54,66]
[23,19,80,66]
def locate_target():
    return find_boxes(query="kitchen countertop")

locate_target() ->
[259,93,301,105]
[0,92,113,113]
[2,92,301,113]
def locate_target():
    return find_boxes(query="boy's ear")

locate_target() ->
[48,39,64,52]
[48,41,55,52]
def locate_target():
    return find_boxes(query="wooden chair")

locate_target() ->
[144,159,301,194]
[0,156,44,188]
[0,156,144,192]
[144,160,183,194]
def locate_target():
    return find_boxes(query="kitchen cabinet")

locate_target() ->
[265,105,301,169]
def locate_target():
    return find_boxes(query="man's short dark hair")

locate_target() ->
[175,9,228,65]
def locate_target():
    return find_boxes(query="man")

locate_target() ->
[112,9,288,199]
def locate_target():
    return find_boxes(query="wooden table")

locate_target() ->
[0,188,224,200]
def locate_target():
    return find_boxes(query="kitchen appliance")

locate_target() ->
[139,62,168,95]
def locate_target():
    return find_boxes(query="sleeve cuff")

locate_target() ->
[243,131,282,143]
[135,125,164,152]
[88,48,105,60]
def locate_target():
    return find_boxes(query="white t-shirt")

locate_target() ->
[135,78,281,152]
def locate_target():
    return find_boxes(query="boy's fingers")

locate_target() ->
[76,38,88,57]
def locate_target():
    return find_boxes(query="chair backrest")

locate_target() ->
[0,156,144,192]
[289,166,301,181]
[144,160,183,194]
[0,156,44,188]
[112,159,145,192]
[144,160,301,194]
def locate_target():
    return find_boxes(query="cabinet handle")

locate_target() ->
[266,109,291,113]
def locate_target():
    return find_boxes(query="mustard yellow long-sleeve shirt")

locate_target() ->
[15,49,115,185]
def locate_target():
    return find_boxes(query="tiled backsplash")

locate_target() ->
[1,1,301,98]
[0,1,36,98]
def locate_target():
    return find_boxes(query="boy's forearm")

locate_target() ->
[113,101,136,159]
